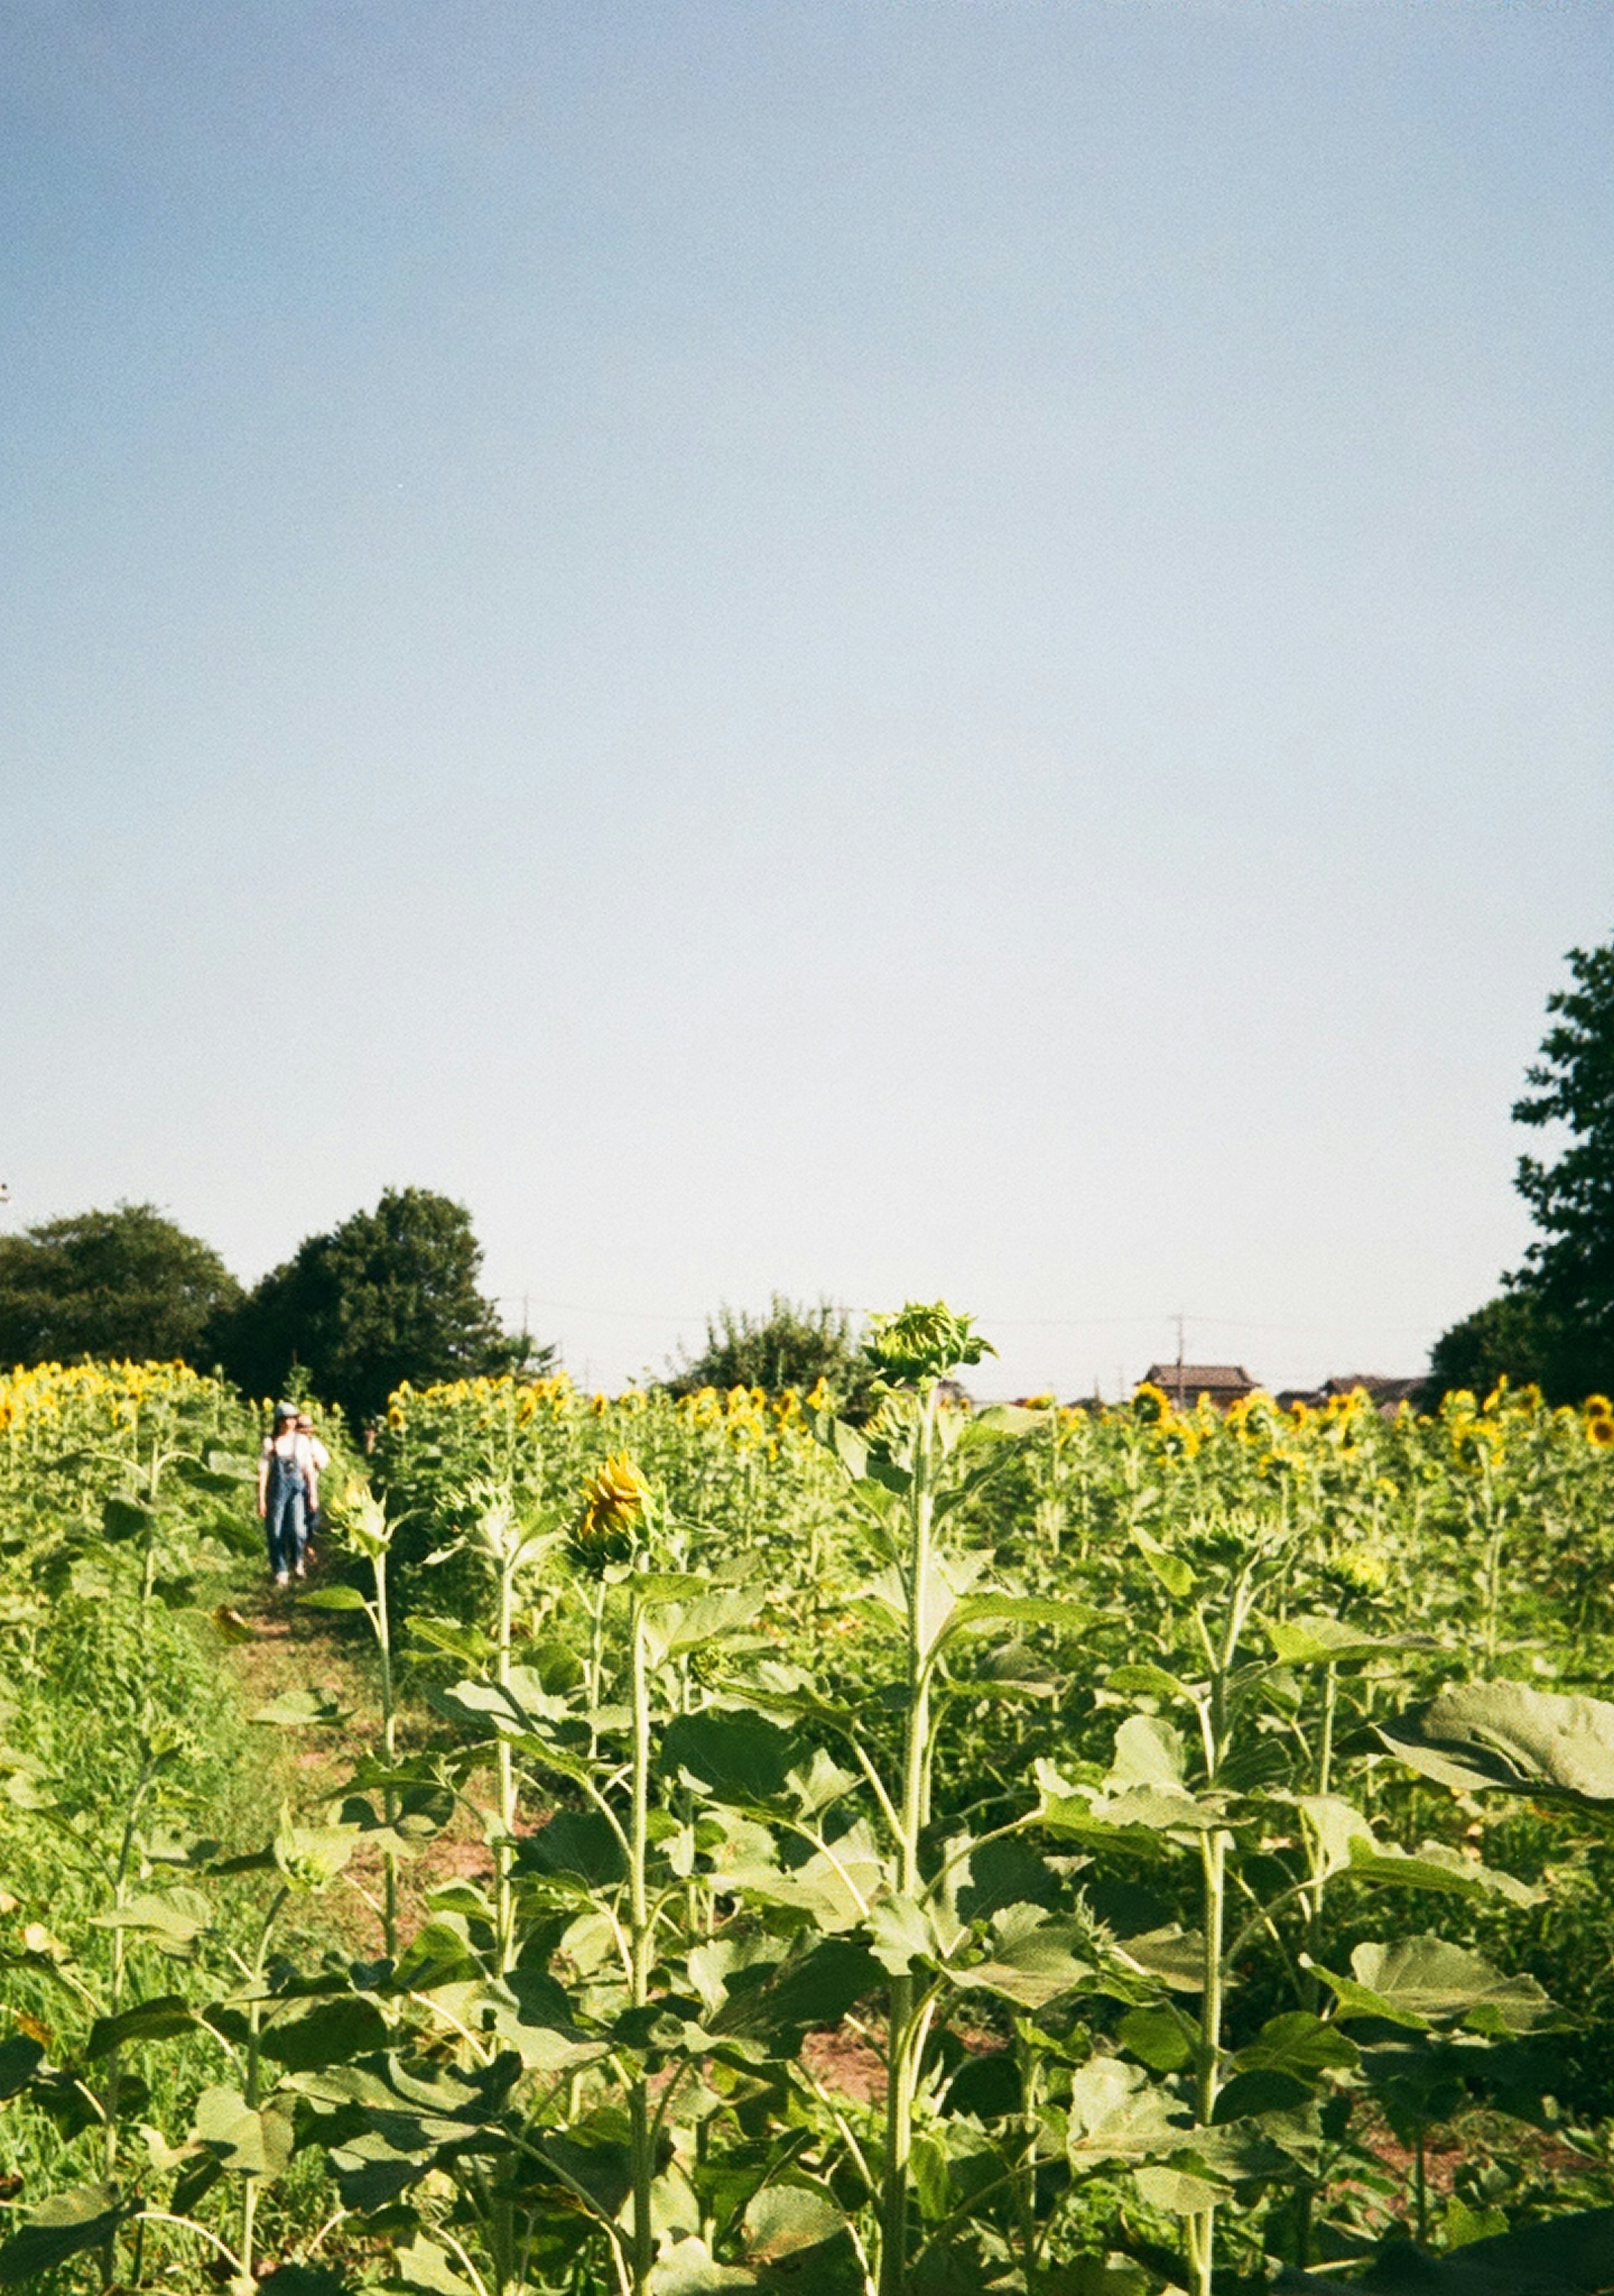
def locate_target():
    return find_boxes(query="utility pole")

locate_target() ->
[1174,1311,1186,1413]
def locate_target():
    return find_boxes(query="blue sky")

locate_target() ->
[2,0,1609,1394]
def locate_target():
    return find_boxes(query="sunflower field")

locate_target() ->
[4,1322,1614,2296]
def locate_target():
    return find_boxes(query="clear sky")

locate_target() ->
[2,0,1609,1397]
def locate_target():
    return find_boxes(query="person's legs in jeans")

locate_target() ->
[266,1480,306,1580]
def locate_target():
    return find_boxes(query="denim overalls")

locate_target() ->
[264,1434,309,1579]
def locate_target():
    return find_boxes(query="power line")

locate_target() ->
[492,1295,1436,1340]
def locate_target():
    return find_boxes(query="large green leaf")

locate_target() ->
[190,2086,296,2180]
[723,1820,886,1932]
[646,1584,767,1662]
[0,2184,127,2287]
[1377,1680,1614,1807]
[518,1807,627,1888]
[743,2183,847,2262]
[260,1995,390,2071]
[89,1889,209,1957]
[661,1708,801,1802]
[1064,2058,1191,2169]
[1313,1936,1554,2033]
[1265,1614,1432,1666]
[86,1995,198,2057]
[382,2235,480,2296]
[102,1496,156,1544]
[253,1688,349,1728]
[1298,1796,1538,1905]
[649,2236,757,2293]
[951,1906,1094,2010]
[0,2036,43,2099]
[704,1936,883,2057]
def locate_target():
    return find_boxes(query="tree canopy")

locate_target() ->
[1430,935,1614,1403]
[1511,937,1614,1398]
[665,1295,876,1417]
[0,1202,242,1368]
[212,1186,544,1426]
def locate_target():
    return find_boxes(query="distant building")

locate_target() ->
[1138,1363,1255,1412]
[1275,1374,1427,1414]
[1321,1374,1427,1411]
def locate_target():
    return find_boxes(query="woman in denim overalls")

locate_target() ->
[256,1404,318,1586]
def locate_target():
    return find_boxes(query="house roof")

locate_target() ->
[1139,1364,1254,1391]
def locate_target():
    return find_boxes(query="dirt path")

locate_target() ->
[212,1571,495,1960]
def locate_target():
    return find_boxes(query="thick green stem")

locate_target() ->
[880,1379,939,2296]
[494,1556,517,1974]
[1189,1829,1228,2296]
[628,1586,654,2296]
[374,1549,399,1962]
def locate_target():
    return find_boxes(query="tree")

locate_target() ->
[211,1187,546,1427]
[1428,935,1614,1405]
[1426,1289,1562,1402]
[1510,936,1614,1398]
[0,1202,242,1368]
[665,1294,876,1417]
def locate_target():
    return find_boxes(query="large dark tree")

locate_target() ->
[665,1295,876,1418]
[1511,937,1614,1398]
[1429,936,1614,1404]
[0,1202,242,1367]
[212,1186,543,1427]
[1426,1289,1564,1403]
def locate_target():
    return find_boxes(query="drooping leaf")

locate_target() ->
[518,1808,627,1888]
[382,2235,479,2296]
[1131,1525,1194,1599]
[647,1584,767,1662]
[742,2183,847,2262]
[258,2268,356,2296]
[253,1689,349,1728]
[0,2036,43,2098]
[0,2183,127,2287]
[101,1496,156,1544]
[298,1585,369,1614]
[707,1936,883,2056]
[86,1995,198,2057]
[661,1709,801,1803]
[1313,1936,1553,2033]
[190,2086,296,2180]
[1133,2161,1227,2215]
[952,1906,1093,2011]
[1232,2011,1358,2077]
[1118,2005,1198,2074]
[868,1895,940,1977]
[1065,2057,1191,2168]
[648,2235,757,2293]
[1108,1713,1188,1792]
[89,1889,209,1957]
[1265,1614,1432,1666]
[390,1917,484,1992]
[261,1995,390,2071]
[1377,1680,1614,1808]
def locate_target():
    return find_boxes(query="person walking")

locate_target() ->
[295,1411,331,1564]
[257,1403,318,1587]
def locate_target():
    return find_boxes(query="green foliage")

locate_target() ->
[1428,1289,1561,1403]
[1513,935,1614,1400]
[0,1203,241,1369]
[7,1340,1614,2294]
[666,1295,877,1417]
[211,1187,545,1427]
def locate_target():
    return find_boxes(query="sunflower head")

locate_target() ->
[1588,1415,1614,1452]
[864,1302,994,1388]
[568,1451,651,1576]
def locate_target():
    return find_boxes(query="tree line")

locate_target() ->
[4,927,1612,1416]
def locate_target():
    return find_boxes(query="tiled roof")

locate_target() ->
[1139,1364,1254,1390]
